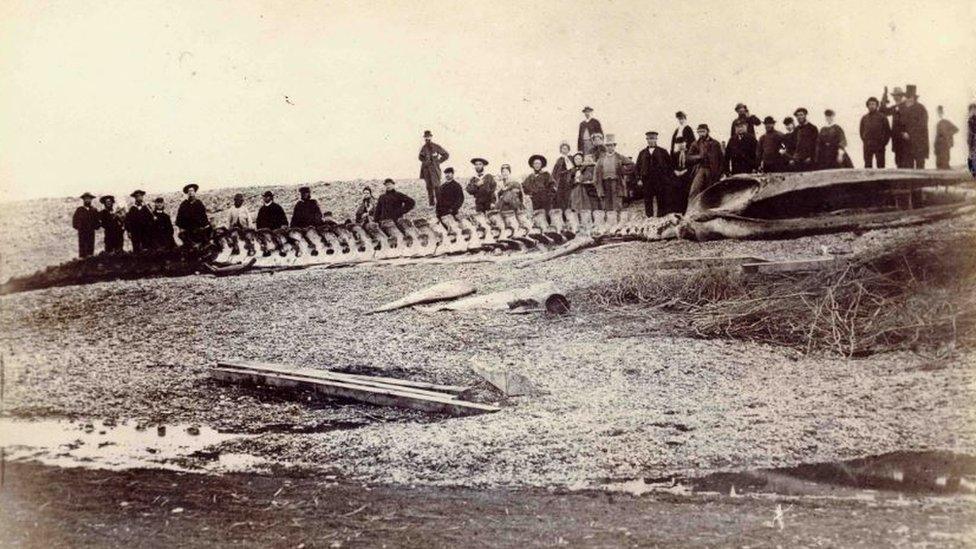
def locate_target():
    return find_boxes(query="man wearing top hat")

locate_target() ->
[435,167,464,218]
[256,191,288,230]
[578,106,604,155]
[99,195,126,253]
[72,192,100,258]
[175,183,211,246]
[522,155,556,212]
[418,130,450,207]
[634,131,672,217]
[730,103,762,139]
[150,197,177,249]
[291,186,323,228]
[466,157,497,213]
[124,189,154,252]
[898,85,929,169]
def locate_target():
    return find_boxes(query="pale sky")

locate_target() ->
[1,0,974,202]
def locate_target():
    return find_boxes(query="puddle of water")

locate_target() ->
[0,417,256,472]
[601,451,976,499]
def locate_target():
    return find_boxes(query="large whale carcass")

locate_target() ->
[2,169,973,294]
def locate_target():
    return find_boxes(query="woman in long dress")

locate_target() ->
[551,141,575,210]
[568,152,600,211]
[816,109,854,170]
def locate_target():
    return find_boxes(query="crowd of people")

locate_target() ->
[71,88,976,258]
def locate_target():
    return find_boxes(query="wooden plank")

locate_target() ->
[211,367,499,416]
[650,256,769,270]
[741,257,842,274]
[219,360,470,395]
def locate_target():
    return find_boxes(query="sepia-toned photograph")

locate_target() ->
[1,0,975,546]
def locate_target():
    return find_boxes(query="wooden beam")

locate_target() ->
[650,256,769,270]
[211,367,499,417]
[741,257,842,274]
[219,360,470,395]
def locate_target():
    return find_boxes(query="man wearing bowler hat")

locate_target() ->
[730,103,762,139]
[758,116,786,173]
[418,130,450,207]
[578,106,604,155]
[124,189,154,252]
[291,186,323,228]
[72,192,100,258]
[99,195,126,253]
[256,191,288,230]
[789,108,819,171]
[466,157,497,213]
[634,131,673,217]
[175,183,212,246]
[860,97,891,168]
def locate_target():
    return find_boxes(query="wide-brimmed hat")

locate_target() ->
[99,195,115,205]
[528,154,547,168]
[80,192,95,199]
[891,86,905,96]
[582,106,594,113]
[423,130,433,137]
[470,157,489,166]
[182,183,199,194]
[793,107,808,116]
[905,84,918,98]
[762,116,776,124]
[130,189,146,198]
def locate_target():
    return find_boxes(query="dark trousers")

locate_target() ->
[78,231,95,258]
[863,147,886,168]
[935,147,951,169]
[129,232,147,252]
[641,178,667,217]
[104,231,124,253]
[908,158,926,169]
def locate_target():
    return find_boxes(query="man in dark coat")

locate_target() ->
[730,103,762,139]
[175,183,212,246]
[881,86,909,167]
[898,85,929,169]
[789,108,819,171]
[435,168,464,218]
[969,103,976,177]
[72,192,100,258]
[150,197,177,249]
[256,191,288,230]
[757,117,786,173]
[522,155,557,212]
[374,178,416,222]
[466,158,497,212]
[686,124,724,199]
[671,111,696,158]
[634,131,672,217]
[860,96,891,168]
[725,120,759,175]
[577,106,603,155]
[418,130,449,207]
[934,105,958,170]
[780,117,798,170]
[124,189,154,252]
[291,186,323,228]
[99,195,125,253]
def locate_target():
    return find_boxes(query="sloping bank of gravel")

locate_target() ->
[1,217,975,487]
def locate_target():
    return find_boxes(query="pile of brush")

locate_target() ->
[583,231,976,356]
